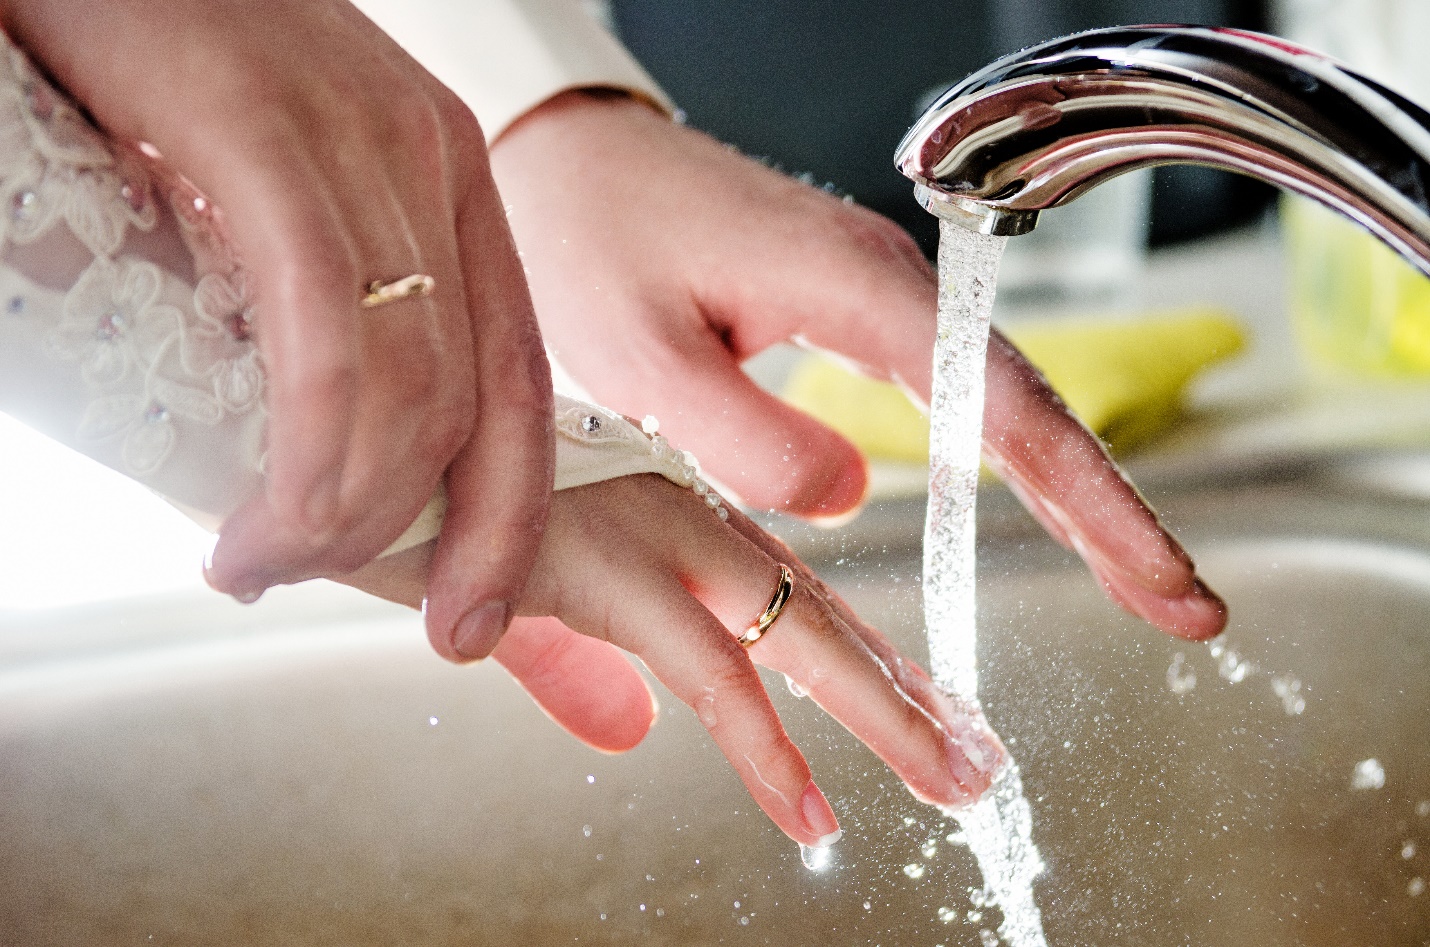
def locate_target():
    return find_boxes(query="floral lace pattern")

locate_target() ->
[0,36,264,478]
[0,31,724,541]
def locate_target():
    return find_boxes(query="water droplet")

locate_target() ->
[697,689,717,728]
[639,904,646,912]
[980,930,1000,947]
[800,842,834,871]
[862,900,872,911]
[902,863,926,880]
[921,841,938,858]
[1417,800,1430,818]
[936,906,957,923]
[738,916,750,926]
[428,716,439,726]
[1352,758,1386,791]
[582,825,592,838]
[1403,841,1417,860]
[785,675,808,698]
[1271,676,1305,715]
[1409,877,1425,897]
[1166,652,1197,695]
[1214,646,1255,683]
[586,774,596,784]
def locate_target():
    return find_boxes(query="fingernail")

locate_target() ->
[800,780,842,844]
[452,601,511,661]
[961,724,1006,776]
[1169,577,1229,640]
[941,713,1005,803]
[203,550,265,604]
[808,458,871,525]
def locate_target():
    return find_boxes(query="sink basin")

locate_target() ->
[2,462,1428,945]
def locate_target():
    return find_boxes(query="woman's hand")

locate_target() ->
[341,473,1005,847]
[0,0,553,659]
[489,90,1226,641]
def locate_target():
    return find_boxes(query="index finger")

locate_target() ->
[729,190,1225,639]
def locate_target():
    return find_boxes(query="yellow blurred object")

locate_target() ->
[782,309,1245,461]
[1284,196,1430,377]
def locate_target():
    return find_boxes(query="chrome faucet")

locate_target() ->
[896,25,1430,275]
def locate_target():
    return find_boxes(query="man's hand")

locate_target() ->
[0,0,554,660]
[491,90,1225,641]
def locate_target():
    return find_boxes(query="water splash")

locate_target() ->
[925,221,1049,947]
[1351,757,1386,791]
[1166,652,1198,695]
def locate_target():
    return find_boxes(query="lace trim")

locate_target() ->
[0,36,264,478]
[556,405,728,520]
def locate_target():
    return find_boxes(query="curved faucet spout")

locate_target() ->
[896,25,1430,275]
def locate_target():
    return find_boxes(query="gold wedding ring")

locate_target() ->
[361,274,435,308]
[738,564,794,648]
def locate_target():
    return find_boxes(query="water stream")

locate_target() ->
[925,220,1049,947]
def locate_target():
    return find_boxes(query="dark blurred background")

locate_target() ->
[610,0,1275,255]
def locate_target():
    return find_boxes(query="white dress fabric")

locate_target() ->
[0,33,721,559]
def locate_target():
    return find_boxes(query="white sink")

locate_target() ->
[2,461,1428,945]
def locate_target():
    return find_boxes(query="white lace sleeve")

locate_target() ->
[0,34,723,561]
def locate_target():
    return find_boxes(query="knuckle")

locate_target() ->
[698,651,761,706]
[431,87,485,148]
[828,203,928,271]
[381,91,450,177]
[286,353,359,412]
[520,633,582,689]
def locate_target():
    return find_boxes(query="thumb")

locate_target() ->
[493,617,657,754]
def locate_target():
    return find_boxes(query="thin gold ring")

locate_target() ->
[361,274,435,308]
[738,564,794,648]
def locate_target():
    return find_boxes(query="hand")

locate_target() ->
[490,91,1226,641]
[0,0,553,659]
[341,472,1005,845]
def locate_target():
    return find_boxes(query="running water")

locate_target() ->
[924,220,1049,947]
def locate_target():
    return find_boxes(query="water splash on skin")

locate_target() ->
[742,754,790,807]
[925,222,1049,947]
[696,688,717,728]
[800,840,837,870]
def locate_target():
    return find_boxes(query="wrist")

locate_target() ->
[496,86,670,148]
